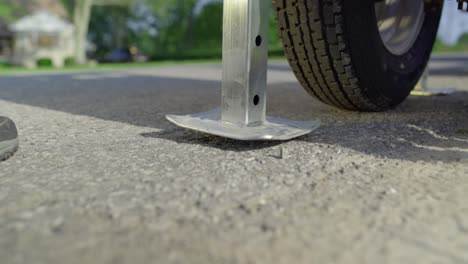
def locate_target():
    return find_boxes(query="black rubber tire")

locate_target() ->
[274,0,443,111]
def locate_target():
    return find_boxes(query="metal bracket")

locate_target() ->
[166,0,320,141]
[411,67,456,96]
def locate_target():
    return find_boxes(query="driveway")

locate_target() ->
[0,56,467,264]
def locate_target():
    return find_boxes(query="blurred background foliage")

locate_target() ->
[0,2,26,22]
[1,0,468,64]
[58,0,283,61]
[83,0,284,61]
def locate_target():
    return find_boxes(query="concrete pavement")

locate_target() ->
[0,57,467,264]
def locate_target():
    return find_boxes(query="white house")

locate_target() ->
[10,11,75,68]
[438,0,468,46]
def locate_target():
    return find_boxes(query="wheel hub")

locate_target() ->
[375,0,426,56]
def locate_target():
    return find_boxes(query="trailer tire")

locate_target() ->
[274,0,443,111]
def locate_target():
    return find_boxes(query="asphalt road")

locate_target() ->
[0,56,467,264]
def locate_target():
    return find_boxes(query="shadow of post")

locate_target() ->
[0,66,467,161]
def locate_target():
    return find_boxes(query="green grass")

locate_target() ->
[0,49,287,75]
[0,4,14,19]
[0,59,224,75]
[1,37,467,75]
[433,34,468,53]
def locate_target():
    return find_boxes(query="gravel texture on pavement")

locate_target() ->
[0,57,467,264]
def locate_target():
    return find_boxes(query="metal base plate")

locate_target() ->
[166,109,320,141]
[411,88,457,96]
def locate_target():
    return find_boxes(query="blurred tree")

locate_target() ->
[191,2,223,50]
[61,0,283,62]
[0,4,18,22]
[61,0,135,64]
[72,0,93,64]
[0,0,28,22]
[147,0,198,54]
[149,0,282,58]
[88,4,134,56]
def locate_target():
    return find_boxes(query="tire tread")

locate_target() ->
[274,0,381,111]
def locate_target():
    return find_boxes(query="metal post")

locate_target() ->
[221,0,268,126]
[166,0,320,141]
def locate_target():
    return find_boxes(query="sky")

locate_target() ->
[194,0,222,15]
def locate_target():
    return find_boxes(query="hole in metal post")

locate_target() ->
[255,35,262,47]
[253,95,260,106]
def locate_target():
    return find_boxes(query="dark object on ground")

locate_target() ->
[274,0,442,111]
[101,48,148,63]
[102,49,132,63]
[0,117,19,161]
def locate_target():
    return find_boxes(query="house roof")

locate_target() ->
[11,10,73,33]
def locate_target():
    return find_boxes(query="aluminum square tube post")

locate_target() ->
[222,0,267,126]
[166,0,320,141]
